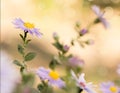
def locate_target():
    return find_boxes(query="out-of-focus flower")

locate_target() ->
[53,32,58,38]
[92,5,109,29]
[63,45,70,52]
[100,82,120,93]
[117,64,120,76]
[71,71,96,93]
[1,51,20,93]
[53,32,59,40]
[13,18,42,37]
[36,67,65,88]
[86,39,94,45]
[68,56,84,67]
[79,29,88,36]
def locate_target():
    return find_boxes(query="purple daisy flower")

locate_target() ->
[92,5,109,29]
[68,56,84,67]
[100,82,120,93]
[36,67,65,88]
[13,18,42,37]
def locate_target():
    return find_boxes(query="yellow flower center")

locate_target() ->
[49,71,59,80]
[24,22,34,29]
[110,86,117,92]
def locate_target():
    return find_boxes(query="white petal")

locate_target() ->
[71,70,78,82]
[78,73,86,83]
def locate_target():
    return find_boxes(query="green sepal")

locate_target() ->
[13,60,23,67]
[24,52,36,61]
[18,44,24,55]
[94,18,100,24]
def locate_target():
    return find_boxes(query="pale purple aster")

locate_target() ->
[36,67,65,88]
[100,82,120,93]
[118,89,120,93]
[79,29,88,36]
[71,70,96,93]
[63,45,70,52]
[12,18,42,37]
[1,51,20,93]
[116,64,120,76]
[68,56,84,67]
[92,5,109,29]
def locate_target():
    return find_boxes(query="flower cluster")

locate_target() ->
[1,3,120,93]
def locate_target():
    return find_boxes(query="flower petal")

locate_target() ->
[71,70,78,82]
[36,67,50,80]
[92,5,101,16]
[78,73,86,83]
[49,79,65,88]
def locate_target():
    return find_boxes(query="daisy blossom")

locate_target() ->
[13,18,42,37]
[71,70,96,93]
[36,67,65,88]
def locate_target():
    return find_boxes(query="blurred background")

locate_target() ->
[1,0,120,85]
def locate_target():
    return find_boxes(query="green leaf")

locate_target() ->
[26,39,31,44]
[18,44,24,54]
[24,52,36,61]
[19,34,24,41]
[13,60,23,67]
[52,42,63,51]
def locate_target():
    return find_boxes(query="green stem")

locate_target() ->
[20,31,29,73]
[87,19,98,30]
[78,88,83,93]
[23,31,28,47]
